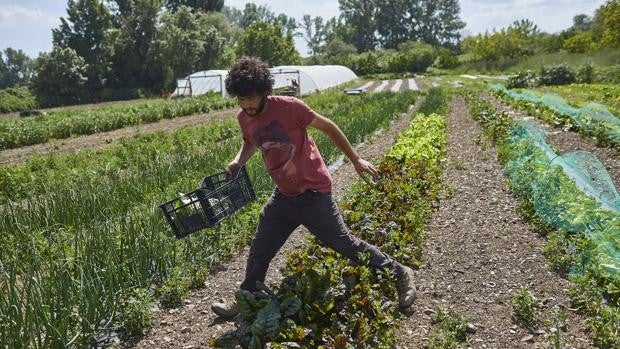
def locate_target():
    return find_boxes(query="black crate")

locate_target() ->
[160,166,256,238]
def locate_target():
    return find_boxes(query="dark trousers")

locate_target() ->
[240,189,403,291]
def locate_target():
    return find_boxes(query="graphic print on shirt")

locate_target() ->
[251,120,297,178]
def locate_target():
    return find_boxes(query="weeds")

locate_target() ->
[451,160,465,170]
[118,288,155,337]
[545,307,569,349]
[427,306,470,349]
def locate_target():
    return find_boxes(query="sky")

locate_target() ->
[0,0,609,58]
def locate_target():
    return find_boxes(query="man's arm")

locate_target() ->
[309,113,378,180]
[227,139,257,175]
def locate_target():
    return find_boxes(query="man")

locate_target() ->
[211,56,416,318]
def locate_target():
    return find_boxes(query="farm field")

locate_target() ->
[1,80,619,348]
[3,0,620,346]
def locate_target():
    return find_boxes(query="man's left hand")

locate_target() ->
[353,158,379,183]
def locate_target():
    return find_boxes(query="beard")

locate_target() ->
[244,95,268,116]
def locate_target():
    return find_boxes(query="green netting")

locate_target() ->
[491,84,620,144]
[504,120,620,279]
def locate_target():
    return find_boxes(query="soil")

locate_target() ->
[122,95,425,349]
[394,97,593,348]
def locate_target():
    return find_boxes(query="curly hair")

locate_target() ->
[225,56,274,97]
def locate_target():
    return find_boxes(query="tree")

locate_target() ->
[417,0,465,46]
[572,14,593,32]
[375,0,411,49]
[52,0,116,92]
[511,19,540,37]
[152,6,229,89]
[301,15,325,55]
[338,0,377,51]
[107,0,162,88]
[595,0,620,48]
[236,21,301,66]
[0,48,34,89]
[563,32,596,53]
[32,46,88,106]
[233,3,297,36]
[165,0,224,12]
[324,38,357,58]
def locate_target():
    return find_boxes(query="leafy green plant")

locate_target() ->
[464,91,620,347]
[577,61,595,84]
[506,70,536,89]
[545,307,569,349]
[427,306,470,349]
[512,285,538,329]
[0,93,237,150]
[542,232,579,274]
[539,64,576,86]
[158,269,190,309]
[118,288,155,337]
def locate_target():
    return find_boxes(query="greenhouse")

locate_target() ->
[270,65,358,95]
[173,65,358,98]
[173,70,229,98]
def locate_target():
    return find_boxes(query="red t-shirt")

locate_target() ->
[237,96,332,196]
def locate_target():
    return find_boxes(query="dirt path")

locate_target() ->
[485,94,620,188]
[394,97,593,348]
[123,98,424,349]
[0,108,237,165]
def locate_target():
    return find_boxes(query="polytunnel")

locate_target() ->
[270,65,358,96]
[173,70,229,98]
[173,65,357,98]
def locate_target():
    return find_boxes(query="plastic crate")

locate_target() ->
[160,166,256,238]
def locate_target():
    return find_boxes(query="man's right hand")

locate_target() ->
[226,161,241,176]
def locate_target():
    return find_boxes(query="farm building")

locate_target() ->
[172,65,358,98]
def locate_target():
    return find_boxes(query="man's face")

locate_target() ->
[238,93,267,116]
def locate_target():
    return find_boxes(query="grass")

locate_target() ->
[452,48,620,75]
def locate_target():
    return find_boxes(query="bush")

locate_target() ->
[539,64,576,86]
[594,64,620,84]
[0,86,38,113]
[344,51,381,76]
[563,32,596,53]
[506,70,536,89]
[433,48,460,69]
[157,269,189,309]
[399,41,436,73]
[576,61,595,83]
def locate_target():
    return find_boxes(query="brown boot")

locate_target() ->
[211,300,239,318]
[397,266,417,308]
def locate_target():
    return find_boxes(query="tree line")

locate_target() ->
[0,0,467,107]
[0,0,618,109]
